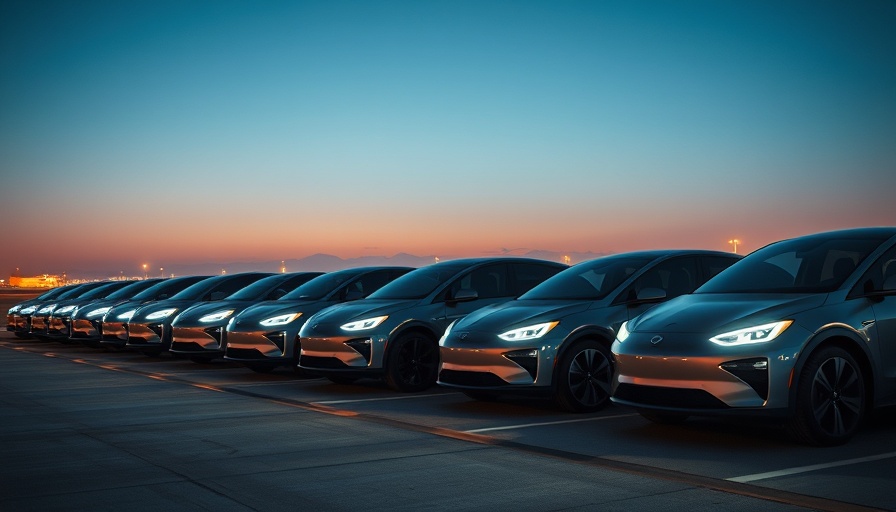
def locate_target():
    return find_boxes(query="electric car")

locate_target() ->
[298,258,566,392]
[611,227,896,445]
[438,250,740,412]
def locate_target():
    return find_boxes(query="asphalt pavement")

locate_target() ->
[0,330,820,512]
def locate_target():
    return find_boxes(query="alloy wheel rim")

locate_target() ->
[810,356,862,437]
[398,337,436,386]
[567,348,611,407]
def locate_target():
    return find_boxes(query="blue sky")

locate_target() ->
[1,1,894,277]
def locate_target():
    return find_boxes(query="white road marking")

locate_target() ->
[316,392,450,404]
[727,451,896,483]
[464,413,640,433]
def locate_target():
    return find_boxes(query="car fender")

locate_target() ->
[787,323,876,412]
[551,324,617,389]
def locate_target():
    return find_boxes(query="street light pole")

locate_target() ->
[728,239,741,254]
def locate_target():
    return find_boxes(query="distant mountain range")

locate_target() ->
[84,250,610,280]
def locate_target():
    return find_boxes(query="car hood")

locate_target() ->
[132,300,199,321]
[455,300,591,332]
[306,299,418,326]
[172,300,256,324]
[629,293,827,334]
[234,299,329,322]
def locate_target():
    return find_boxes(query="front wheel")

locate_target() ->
[384,332,439,392]
[554,340,613,413]
[786,346,865,446]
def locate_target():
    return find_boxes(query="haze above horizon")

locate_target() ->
[2,1,894,278]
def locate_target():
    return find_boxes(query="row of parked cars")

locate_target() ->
[7,227,896,445]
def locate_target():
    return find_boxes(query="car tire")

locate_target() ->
[384,332,439,392]
[554,340,613,413]
[786,346,865,446]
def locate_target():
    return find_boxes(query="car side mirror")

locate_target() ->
[344,290,364,302]
[451,289,479,303]
[628,287,666,306]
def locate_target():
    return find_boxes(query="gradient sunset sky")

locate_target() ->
[2,1,894,278]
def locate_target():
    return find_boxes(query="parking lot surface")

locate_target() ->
[1,330,893,511]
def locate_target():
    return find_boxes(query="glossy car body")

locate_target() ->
[224,267,413,372]
[611,228,896,445]
[99,275,211,349]
[125,272,274,355]
[67,278,165,345]
[168,272,323,362]
[298,258,566,391]
[7,284,82,337]
[438,251,741,412]
[28,281,120,340]
[43,280,139,341]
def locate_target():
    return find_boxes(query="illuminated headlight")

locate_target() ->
[9,305,22,313]
[199,309,235,323]
[341,315,388,331]
[20,306,37,314]
[145,308,178,320]
[86,307,111,318]
[709,320,793,346]
[38,304,58,314]
[117,309,137,321]
[615,321,631,343]
[498,321,559,341]
[259,312,302,327]
[55,305,77,315]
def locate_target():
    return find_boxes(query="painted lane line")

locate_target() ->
[464,413,639,433]
[316,392,450,404]
[728,451,896,483]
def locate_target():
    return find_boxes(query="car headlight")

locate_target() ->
[37,304,57,314]
[55,305,77,315]
[86,307,111,318]
[199,309,235,323]
[145,308,178,320]
[498,321,559,341]
[615,321,631,343]
[709,320,793,346]
[117,309,137,321]
[20,306,37,314]
[341,315,388,331]
[259,312,302,327]
[9,305,22,313]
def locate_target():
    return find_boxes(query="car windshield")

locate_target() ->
[131,276,206,300]
[103,280,160,300]
[170,276,228,300]
[77,282,129,300]
[281,269,363,301]
[227,274,291,300]
[520,256,654,300]
[697,234,888,294]
[368,262,469,300]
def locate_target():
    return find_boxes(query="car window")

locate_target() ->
[699,235,886,294]
[211,274,271,299]
[616,257,699,303]
[370,262,469,300]
[447,263,509,300]
[850,244,896,296]
[511,262,565,295]
[521,256,653,300]
[702,255,741,282]
[343,270,402,299]
[132,276,208,300]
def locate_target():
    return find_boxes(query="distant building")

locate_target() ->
[9,275,63,288]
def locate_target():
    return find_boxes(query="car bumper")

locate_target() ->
[169,325,225,355]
